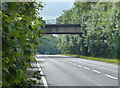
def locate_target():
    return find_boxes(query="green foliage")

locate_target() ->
[2,2,45,87]
[57,2,119,59]
[57,34,81,54]
[37,35,61,55]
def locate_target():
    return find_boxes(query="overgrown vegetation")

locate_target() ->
[2,2,45,87]
[57,2,120,60]
[37,35,61,55]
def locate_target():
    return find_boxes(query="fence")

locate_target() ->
[45,19,78,24]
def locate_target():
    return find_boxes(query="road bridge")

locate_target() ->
[41,19,82,34]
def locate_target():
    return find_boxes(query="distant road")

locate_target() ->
[36,55,118,87]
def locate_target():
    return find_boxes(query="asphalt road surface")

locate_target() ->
[36,55,118,87]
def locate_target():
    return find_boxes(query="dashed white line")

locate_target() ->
[104,74,117,80]
[84,67,90,70]
[92,70,101,74]
[77,65,82,67]
[57,58,118,81]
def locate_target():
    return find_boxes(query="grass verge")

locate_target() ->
[57,54,120,65]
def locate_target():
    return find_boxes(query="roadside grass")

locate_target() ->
[56,54,120,65]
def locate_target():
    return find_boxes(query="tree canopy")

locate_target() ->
[37,35,61,55]
[57,2,120,59]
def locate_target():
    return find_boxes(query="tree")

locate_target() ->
[57,2,119,59]
[2,2,46,87]
[37,35,61,55]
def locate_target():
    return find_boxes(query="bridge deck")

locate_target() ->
[42,24,82,34]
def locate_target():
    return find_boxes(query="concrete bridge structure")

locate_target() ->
[41,19,82,34]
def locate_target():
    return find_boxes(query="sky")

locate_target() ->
[39,1,75,20]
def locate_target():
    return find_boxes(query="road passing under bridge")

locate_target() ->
[36,55,118,87]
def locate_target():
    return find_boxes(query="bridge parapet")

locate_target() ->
[45,19,57,24]
[42,19,82,34]
[45,19,78,24]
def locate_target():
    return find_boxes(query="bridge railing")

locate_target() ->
[42,19,81,34]
[45,19,79,24]
[45,19,57,24]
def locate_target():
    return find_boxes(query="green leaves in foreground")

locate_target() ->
[2,2,45,87]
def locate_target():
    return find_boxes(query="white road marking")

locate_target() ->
[35,57,48,87]
[77,65,82,67]
[92,70,101,74]
[104,74,117,80]
[84,67,90,70]
[42,77,49,87]
[78,73,101,86]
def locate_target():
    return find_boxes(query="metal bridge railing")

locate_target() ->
[45,19,79,24]
[45,19,57,24]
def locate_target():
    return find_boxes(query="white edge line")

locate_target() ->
[35,57,49,88]
[92,70,101,74]
[104,74,117,80]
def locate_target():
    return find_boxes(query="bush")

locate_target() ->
[2,2,45,87]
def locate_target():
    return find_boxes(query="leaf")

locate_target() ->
[28,57,35,60]
[40,20,46,27]
[17,17,22,21]
[11,30,20,38]
[5,17,12,23]
[2,68,9,73]
[35,20,39,26]
[2,14,8,18]
[3,59,8,63]
[24,16,32,25]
